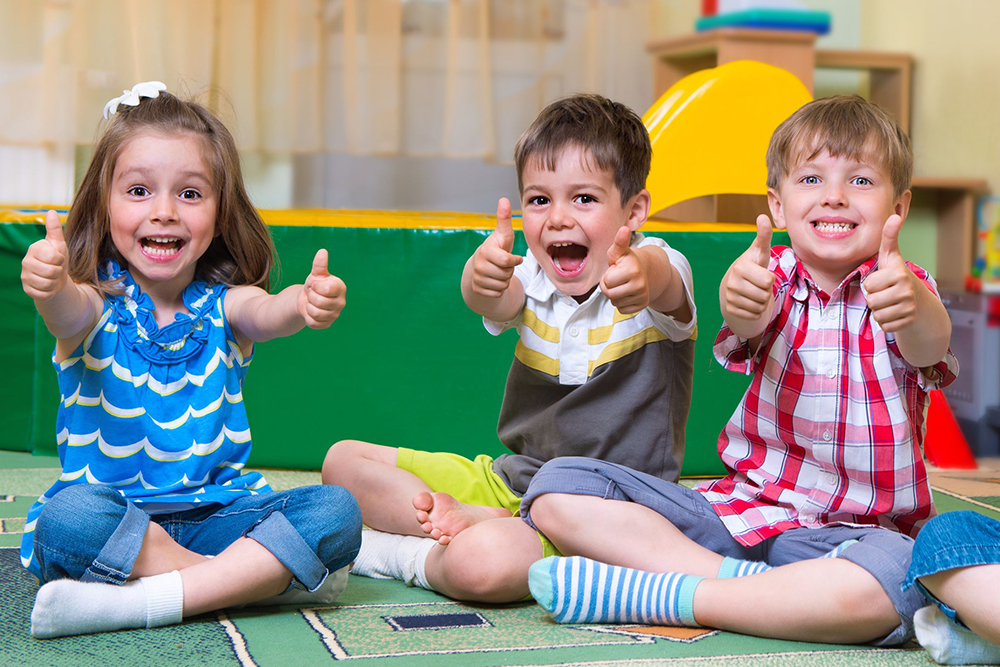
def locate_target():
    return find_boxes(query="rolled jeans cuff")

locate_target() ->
[83,500,150,585]
[246,510,327,592]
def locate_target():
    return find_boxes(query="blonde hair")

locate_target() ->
[66,91,276,293]
[514,93,651,206]
[766,95,912,198]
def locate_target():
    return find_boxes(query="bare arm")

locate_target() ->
[719,214,776,343]
[226,249,346,345]
[21,211,103,359]
[865,215,951,368]
[461,198,525,323]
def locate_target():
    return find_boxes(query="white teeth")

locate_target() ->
[146,237,180,244]
[552,242,573,247]
[814,222,855,232]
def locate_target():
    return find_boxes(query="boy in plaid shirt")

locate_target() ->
[519,95,958,646]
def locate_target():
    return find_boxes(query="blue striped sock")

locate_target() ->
[528,556,703,626]
[718,556,771,578]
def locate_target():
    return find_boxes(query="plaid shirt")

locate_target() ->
[696,246,958,547]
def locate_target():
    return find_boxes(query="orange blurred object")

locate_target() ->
[924,390,978,469]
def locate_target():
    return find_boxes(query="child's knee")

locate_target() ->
[321,439,377,483]
[527,493,577,533]
[304,486,363,566]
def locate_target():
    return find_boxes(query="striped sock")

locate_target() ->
[528,556,703,626]
[718,557,771,578]
[821,539,859,559]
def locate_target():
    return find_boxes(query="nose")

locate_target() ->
[822,181,847,207]
[547,201,572,230]
[150,193,178,224]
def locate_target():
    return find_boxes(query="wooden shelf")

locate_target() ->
[815,49,912,133]
[911,177,988,291]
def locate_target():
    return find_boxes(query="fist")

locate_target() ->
[298,249,346,329]
[21,210,69,301]
[600,225,649,314]
[721,214,775,320]
[469,198,523,298]
[865,214,918,333]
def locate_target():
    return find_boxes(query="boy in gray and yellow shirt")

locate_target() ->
[322,93,696,603]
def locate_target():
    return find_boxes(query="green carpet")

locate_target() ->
[3,455,998,667]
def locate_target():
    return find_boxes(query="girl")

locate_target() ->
[904,511,1000,665]
[19,82,361,639]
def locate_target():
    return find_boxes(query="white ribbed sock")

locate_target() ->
[249,565,350,607]
[351,529,436,590]
[31,570,183,639]
[915,604,1000,665]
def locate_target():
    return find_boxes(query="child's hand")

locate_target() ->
[297,249,346,329]
[865,215,919,333]
[600,226,650,314]
[21,210,69,301]
[721,214,775,321]
[468,198,523,298]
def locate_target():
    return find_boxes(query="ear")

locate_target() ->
[625,189,651,232]
[767,188,787,230]
[893,189,912,221]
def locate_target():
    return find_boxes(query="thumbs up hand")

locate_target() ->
[298,249,346,329]
[600,225,650,314]
[468,198,523,299]
[22,210,70,301]
[864,214,918,333]
[720,214,776,323]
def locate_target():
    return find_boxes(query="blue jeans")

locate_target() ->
[31,484,362,592]
[521,457,925,646]
[904,510,1000,625]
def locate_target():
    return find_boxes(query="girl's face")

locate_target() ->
[108,131,218,299]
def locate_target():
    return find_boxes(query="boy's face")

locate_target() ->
[520,144,648,299]
[768,147,910,292]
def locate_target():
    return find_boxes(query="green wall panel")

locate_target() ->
[2,221,786,477]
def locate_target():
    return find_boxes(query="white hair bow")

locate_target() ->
[103,81,168,119]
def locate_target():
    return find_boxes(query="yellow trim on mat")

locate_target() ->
[0,206,760,232]
[514,340,559,377]
[589,327,669,376]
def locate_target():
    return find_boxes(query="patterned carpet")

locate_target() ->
[2,455,999,667]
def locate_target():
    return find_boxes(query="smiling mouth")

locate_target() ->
[811,221,857,233]
[141,237,186,257]
[548,242,588,276]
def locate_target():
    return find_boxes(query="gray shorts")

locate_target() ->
[520,457,926,646]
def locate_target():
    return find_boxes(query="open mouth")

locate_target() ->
[140,237,186,258]
[548,241,588,277]
[811,220,857,236]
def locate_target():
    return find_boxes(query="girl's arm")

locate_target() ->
[226,249,346,345]
[21,211,104,360]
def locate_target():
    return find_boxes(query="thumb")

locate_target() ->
[607,225,632,266]
[310,249,330,278]
[750,214,773,268]
[878,214,903,268]
[44,210,66,251]
[493,198,515,253]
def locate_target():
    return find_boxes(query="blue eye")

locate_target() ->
[127,186,149,197]
[801,176,819,185]
[852,177,872,186]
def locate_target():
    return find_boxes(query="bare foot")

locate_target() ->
[412,492,511,545]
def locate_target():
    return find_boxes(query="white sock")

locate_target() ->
[915,604,1000,665]
[351,529,435,589]
[31,571,184,639]
[248,565,350,607]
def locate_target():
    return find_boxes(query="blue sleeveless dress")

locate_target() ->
[21,262,271,576]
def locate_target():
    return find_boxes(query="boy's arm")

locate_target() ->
[226,249,346,344]
[461,198,525,323]
[719,215,776,342]
[865,215,951,368]
[600,227,691,322]
[21,211,103,356]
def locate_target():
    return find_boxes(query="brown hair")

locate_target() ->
[66,90,276,293]
[766,94,912,198]
[514,93,651,206]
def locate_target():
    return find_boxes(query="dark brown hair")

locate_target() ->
[766,94,912,198]
[514,93,651,206]
[66,90,276,293]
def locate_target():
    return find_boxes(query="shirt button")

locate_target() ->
[826,473,838,485]
[569,327,579,337]
[827,310,837,320]
[801,514,816,525]
[822,430,832,441]
[827,368,837,379]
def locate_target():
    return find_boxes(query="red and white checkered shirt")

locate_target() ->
[696,246,958,547]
